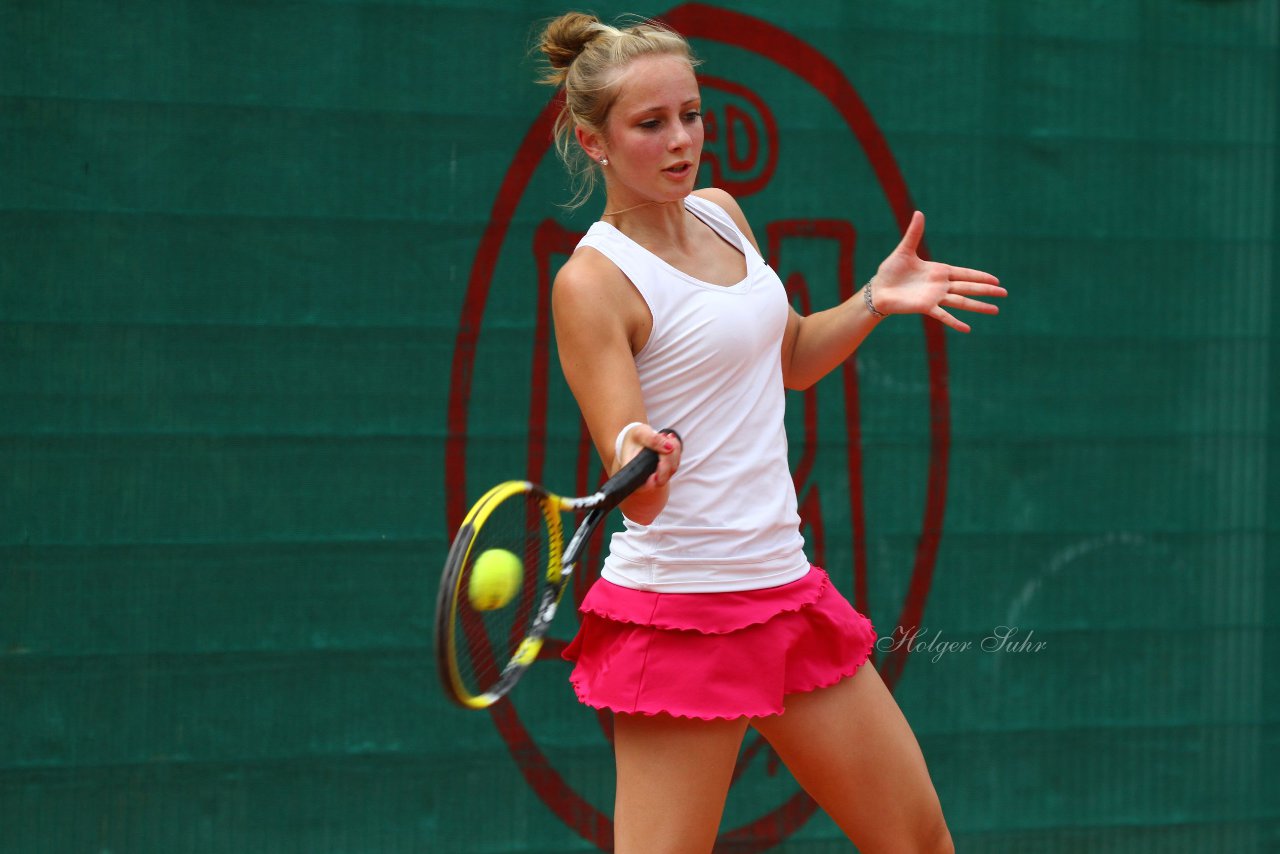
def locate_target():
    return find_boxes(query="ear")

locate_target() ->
[575,125,606,165]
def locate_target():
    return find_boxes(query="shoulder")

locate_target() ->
[553,244,646,334]
[554,243,630,299]
[692,188,761,254]
[692,187,744,217]
[553,245,651,357]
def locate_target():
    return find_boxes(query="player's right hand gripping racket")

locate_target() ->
[435,428,679,709]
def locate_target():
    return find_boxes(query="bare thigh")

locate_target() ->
[750,665,952,854]
[612,713,749,854]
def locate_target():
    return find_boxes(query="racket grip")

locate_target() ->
[599,427,681,512]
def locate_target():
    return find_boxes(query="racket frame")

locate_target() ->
[435,430,678,709]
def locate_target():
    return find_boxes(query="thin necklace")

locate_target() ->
[601,199,666,217]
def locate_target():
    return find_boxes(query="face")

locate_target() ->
[582,53,703,205]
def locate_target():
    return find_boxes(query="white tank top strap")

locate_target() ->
[683,193,763,267]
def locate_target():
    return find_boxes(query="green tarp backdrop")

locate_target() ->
[2,1,1278,851]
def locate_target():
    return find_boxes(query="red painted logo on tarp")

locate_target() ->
[446,4,952,849]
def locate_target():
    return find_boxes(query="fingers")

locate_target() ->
[652,427,681,453]
[940,277,1005,318]
[929,306,971,334]
[634,424,679,456]
[953,282,1007,299]
[940,294,1001,315]
[895,210,925,255]
[881,219,1002,331]
[652,427,681,487]
[623,423,682,487]
[945,265,1001,287]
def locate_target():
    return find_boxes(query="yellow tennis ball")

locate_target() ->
[468,548,522,611]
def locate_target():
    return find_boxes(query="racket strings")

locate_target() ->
[453,490,556,698]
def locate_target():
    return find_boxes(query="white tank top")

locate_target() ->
[575,194,810,593]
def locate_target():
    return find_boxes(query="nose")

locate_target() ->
[669,124,691,151]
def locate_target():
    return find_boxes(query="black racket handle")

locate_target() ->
[598,427,681,513]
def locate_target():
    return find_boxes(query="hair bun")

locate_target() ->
[539,12,602,74]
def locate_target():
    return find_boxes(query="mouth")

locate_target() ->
[663,161,693,177]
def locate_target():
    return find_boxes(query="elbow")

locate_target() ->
[783,371,817,392]
[780,348,817,392]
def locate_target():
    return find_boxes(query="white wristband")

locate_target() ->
[614,421,646,464]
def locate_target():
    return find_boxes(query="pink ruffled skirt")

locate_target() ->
[563,566,876,720]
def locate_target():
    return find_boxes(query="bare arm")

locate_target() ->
[698,190,1006,391]
[779,300,881,391]
[552,248,681,525]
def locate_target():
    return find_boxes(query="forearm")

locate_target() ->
[782,283,883,390]
[618,480,670,525]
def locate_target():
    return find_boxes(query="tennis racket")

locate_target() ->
[435,428,679,709]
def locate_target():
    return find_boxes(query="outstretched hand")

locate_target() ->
[870,211,1005,333]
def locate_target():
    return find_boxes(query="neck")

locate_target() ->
[602,199,664,217]
[599,195,689,235]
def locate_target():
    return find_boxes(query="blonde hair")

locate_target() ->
[536,12,698,209]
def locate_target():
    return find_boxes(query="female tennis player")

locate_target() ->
[538,12,1003,853]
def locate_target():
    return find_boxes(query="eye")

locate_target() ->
[639,119,661,130]
[683,110,702,122]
